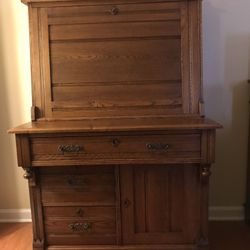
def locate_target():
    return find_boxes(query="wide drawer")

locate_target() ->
[30,133,201,166]
[40,167,116,206]
[47,2,181,27]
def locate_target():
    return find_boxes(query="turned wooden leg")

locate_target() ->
[197,164,211,249]
[23,168,45,250]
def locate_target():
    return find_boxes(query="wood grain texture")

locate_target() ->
[29,133,201,166]
[11,1,221,250]
[1,222,250,250]
[9,117,222,134]
[22,0,204,120]
[120,165,200,245]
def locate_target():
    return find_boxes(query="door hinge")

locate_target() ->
[31,106,39,121]
[199,99,205,117]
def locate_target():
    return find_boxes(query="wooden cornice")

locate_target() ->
[21,0,201,5]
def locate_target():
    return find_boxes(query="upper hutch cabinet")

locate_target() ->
[9,0,221,250]
[24,0,203,120]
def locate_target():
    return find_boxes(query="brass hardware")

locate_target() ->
[124,199,131,208]
[58,145,84,154]
[23,168,33,180]
[76,208,84,217]
[112,138,121,147]
[146,143,169,152]
[111,6,119,15]
[69,222,92,232]
[201,167,211,178]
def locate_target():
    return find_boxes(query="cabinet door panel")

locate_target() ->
[120,165,200,244]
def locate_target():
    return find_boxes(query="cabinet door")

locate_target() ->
[120,165,200,244]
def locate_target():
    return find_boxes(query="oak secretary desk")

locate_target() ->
[9,0,221,249]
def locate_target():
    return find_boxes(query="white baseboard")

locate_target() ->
[209,206,244,221]
[0,207,245,222]
[0,209,32,222]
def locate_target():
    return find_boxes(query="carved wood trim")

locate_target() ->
[28,169,45,250]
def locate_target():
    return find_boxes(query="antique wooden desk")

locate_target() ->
[9,0,221,249]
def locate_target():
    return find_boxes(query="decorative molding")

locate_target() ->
[0,209,32,222]
[0,206,244,222]
[209,206,244,221]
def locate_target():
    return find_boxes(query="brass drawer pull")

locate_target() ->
[146,143,169,152]
[112,138,121,147]
[111,6,119,15]
[69,222,92,232]
[76,208,84,217]
[58,145,84,154]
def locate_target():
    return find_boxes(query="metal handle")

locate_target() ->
[76,208,84,217]
[124,199,131,208]
[111,6,119,15]
[58,145,84,154]
[69,222,92,232]
[146,143,169,152]
[112,138,121,147]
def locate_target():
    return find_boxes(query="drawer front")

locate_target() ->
[45,218,116,245]
[31,133,201,166]
[40,167,116,205]
[44,206,116,220]
[47,2,181,26]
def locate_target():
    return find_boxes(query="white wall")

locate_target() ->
[0,0,249,213]
[203,0,250,207]
[0,0,31,209]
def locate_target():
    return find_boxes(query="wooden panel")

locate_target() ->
[50,38,181,84]
[30,133,201,166]
[45,219,116,234]
[47,2,181,25]
[46,234,117,245]
[52,83,182,110]
[44,206,116,219]
[50,21,180,41]
[120,165,200,244]
[50,36,182,118]
[40,167,116,205]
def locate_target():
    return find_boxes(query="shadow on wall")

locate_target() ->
[203,1,249,206]
[0,2,30,208]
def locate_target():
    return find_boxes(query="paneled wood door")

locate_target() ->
[120,165,201,244]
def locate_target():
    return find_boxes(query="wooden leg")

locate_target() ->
[23,168,45,250]
[197,165,211,249]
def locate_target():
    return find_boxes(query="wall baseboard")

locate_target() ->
[209,206,245,221]
[0,209,32,222]
[0,206,245,222]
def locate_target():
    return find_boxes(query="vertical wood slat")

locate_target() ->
[28,170,45,249]
[115,166,122,245]
[180,0,190,114]
[188,0,202,114]
[134,167,146,233]
[28,6,43,120]
[39,8,53,118]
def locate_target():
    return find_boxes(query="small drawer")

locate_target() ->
[31,133,201,166]
[40,167,115,206]
[44,206,116,220]
[45,218,116,245]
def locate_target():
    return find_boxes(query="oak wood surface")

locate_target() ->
[9,117,221,134]
[1,222,250,250]
[10,0,220,249]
